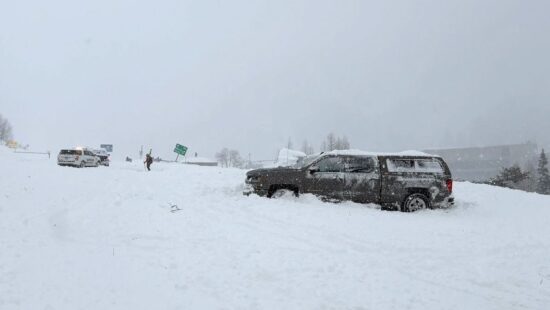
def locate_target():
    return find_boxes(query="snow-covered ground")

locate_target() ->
[1,147,549,310]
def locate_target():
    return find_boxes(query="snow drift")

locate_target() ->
[274,148,306,167]
[1,147,549,309]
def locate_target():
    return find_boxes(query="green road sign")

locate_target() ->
[174,144,188,156]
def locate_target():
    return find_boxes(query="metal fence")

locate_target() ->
[14,150,51,159]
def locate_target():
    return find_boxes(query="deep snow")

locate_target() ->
[1,147,549,309]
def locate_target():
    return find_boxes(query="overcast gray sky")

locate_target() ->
[1,0,549,160]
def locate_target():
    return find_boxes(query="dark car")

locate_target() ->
[244,151,454,212]
[92,149,110,166]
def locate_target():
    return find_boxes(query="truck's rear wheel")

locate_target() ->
[402,193,429,212]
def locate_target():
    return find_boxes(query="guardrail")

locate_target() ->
[14,150,51,159]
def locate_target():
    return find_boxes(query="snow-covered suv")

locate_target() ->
[57,149,99,168]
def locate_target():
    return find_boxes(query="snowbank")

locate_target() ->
[184,156,216,163]
[274,148,306,167]
[1,147,549,309]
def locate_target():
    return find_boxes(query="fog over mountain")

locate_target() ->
[1,0,549,159]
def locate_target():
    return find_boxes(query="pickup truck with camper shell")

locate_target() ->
[244,150,454,212]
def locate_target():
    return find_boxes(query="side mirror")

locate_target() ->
[308,166,319,174]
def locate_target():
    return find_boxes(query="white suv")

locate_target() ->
[57,148,99,168]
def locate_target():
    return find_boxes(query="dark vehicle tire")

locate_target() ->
[269,187,299,199]
[79,161,85,168]
[402,193,429,212]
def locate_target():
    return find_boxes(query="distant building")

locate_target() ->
[424,142,538,181]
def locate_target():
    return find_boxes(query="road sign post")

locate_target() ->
[174,144,188,162]
[100,144,113,152]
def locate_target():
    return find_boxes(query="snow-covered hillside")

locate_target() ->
[1,147,549,309]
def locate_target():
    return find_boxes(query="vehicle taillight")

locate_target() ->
[446,179,453,193]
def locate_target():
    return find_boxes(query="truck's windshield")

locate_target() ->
[294,154,321,168]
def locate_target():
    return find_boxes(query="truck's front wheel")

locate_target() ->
[269,186,299,198]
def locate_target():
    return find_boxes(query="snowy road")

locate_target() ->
[1,149,549,309]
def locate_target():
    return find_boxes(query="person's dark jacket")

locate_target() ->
[144,155,153,165]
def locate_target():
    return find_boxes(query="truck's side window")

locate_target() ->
[387,158,444,173]
[387,159,415,172]
[345,157,375,173]
[316,157,345,173]
[416,159,444,173]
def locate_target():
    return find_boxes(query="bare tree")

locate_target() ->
[313,133,355,153]
[287,137,293,150]
[341,135,350,149]
[229,149,244,168]
[301,140,314,155]
[216,148,244,168]
[326,133,336,151]
[320,141,327,152]
[321,132,350,151]
[215,148,230,167]
[335,137,343,150]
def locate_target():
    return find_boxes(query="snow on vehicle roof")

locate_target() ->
[60,147,82,151]
[323,149,439,157]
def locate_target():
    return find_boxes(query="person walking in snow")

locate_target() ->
[144,153,153,171]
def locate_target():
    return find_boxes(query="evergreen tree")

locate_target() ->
[489,165,530,189]
[537,149,550,194]
[0,113,14,142]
